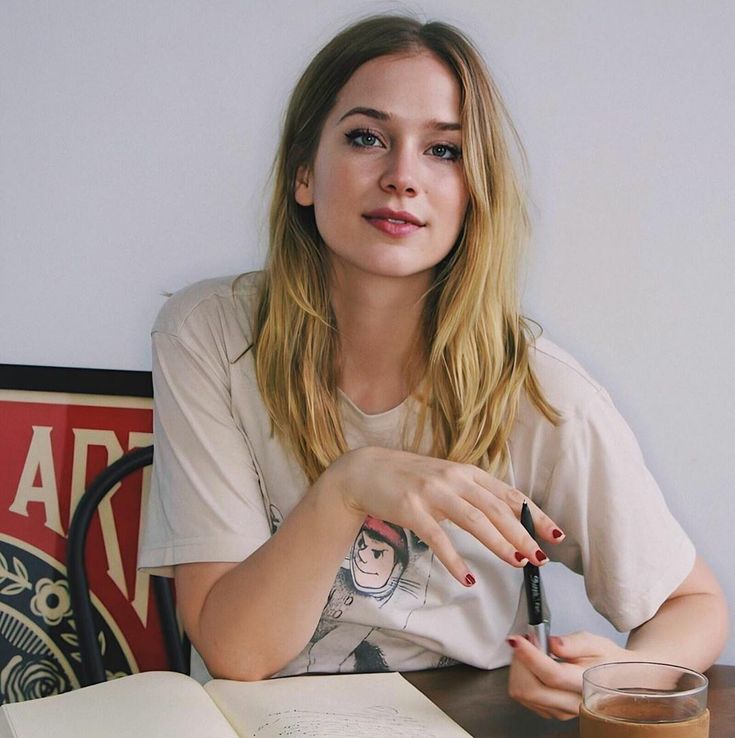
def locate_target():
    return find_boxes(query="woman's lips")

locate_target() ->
[363,216,423,237]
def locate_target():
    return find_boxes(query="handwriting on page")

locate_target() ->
[253,704,441,737]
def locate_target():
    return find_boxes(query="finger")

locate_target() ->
[507,644,582,719]
[517,701,555,721]
[520,496,566,545]
[507,635,584,694]
[473,470,566,544]
[508,661,554,720]
[518,700,578,722]
[545,705,580,722]
[549,631,618,661]
[509,673,582,719]
[439,493,530,568]
[460,483,549,566]
[411,512,475,587]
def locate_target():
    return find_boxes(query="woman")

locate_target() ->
[139,15,727,720]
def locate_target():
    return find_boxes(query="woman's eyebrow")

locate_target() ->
[336,106,461,131]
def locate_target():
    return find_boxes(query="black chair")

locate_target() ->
[67,445,190,686]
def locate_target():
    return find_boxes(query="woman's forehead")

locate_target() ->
[332,52,461,126]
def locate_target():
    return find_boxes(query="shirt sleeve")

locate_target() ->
[137,329,272,577]
[539,388,696,632]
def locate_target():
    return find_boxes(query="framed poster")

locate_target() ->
[0,364,169,703]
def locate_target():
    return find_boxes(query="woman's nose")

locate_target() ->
[379,147,419,196]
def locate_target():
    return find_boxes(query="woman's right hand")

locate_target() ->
[320,446,564,586]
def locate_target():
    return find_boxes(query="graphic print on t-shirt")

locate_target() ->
[349,517,409,600]
[297,516,445,673]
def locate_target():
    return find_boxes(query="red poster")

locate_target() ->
[0,366,168,703]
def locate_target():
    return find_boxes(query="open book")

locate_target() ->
[0,670,472,738]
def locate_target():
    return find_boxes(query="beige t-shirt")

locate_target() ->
[138,272,695,675]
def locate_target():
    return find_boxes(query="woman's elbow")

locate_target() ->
[201,648,279,682]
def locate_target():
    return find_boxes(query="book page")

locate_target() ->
[205,671,471,738]
[2,672,239,738]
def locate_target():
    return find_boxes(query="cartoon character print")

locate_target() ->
[295,516,451,673]
[349,517,409,600]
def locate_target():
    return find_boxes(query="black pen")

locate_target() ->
[521,502,549,653]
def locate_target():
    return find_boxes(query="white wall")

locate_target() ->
[2,1,733,663]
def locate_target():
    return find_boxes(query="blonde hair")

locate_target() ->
[254,15,559,482]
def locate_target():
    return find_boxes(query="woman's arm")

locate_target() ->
[176,446,564,681]
[506,555,728,720]
[175,472,365,681]
[625,554,728,671]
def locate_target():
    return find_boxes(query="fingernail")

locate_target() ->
[465,573,476,586]
[535,549,547,562]
[514,551,527,564]
[507,638,518,649]
[551,636,564,647]
[552,529,564,539]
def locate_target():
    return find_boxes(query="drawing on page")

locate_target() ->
[253,704,441,737]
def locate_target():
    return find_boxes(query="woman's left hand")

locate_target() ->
[506,631,632,721]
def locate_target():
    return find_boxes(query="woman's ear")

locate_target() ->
[294,165,313,206]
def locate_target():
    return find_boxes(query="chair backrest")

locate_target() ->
[67,445,190,686]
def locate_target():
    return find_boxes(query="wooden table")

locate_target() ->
[404,664,735,738]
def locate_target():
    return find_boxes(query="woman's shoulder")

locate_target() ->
[152,271,264,358]
[512,336,616,482]
[525,335,608,421]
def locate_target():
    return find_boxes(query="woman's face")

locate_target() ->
[295,52,469,284]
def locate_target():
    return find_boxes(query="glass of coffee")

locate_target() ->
[579,662,709,737]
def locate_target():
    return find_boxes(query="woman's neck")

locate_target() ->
[329,268,430,414]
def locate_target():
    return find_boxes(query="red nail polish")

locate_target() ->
[552,529,564,539]
[465,573,476,586]
[535,549,547,562]
[507,638,518,648]
[514,551,526,563]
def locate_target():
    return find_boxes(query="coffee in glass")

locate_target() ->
[579,662,709,737]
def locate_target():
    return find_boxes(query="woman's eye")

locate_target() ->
[345,129,383,148]
[429,143,461,161]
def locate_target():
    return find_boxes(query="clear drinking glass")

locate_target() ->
[579,662,709,737]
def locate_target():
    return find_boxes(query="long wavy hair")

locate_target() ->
[254,14,559,483]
